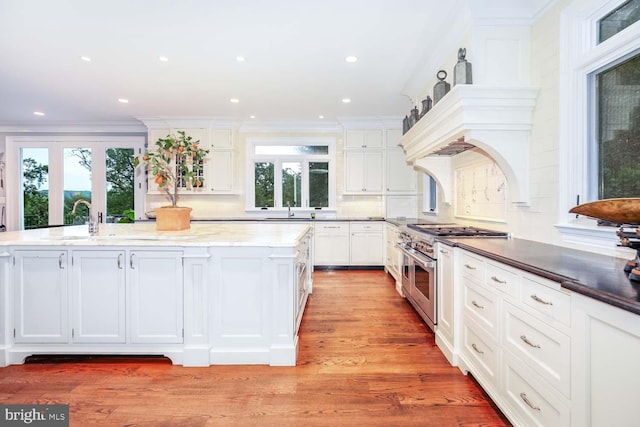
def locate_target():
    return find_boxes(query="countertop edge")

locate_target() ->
[443,238,640,316]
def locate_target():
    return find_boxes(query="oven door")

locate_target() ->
[400,246,437,330]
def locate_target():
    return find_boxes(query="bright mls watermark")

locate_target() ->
[0,405,68,426]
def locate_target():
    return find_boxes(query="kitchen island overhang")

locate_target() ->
[0,223,313,367]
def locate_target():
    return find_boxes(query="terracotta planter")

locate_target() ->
[154,206,192,231]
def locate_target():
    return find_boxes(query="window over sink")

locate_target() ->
[247,137,335,211]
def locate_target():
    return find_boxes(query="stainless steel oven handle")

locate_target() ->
[400,246,436,269]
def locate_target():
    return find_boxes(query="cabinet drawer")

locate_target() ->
[521,275,571,327]
[350,222,383,233]
[463,279,498,338]
[461,252,485,283]
[486,261,519,299]
[314,222,350,235]
[462,320,498,387]
[503,351,570,427]
[503,302,571,397]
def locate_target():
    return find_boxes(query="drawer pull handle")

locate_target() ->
[490,275,507,284]
[520,393,541,411]
[530,294,553,305]
[471,343,484,355]
[471,300,485,309]
[464,264,476,270]
[520,335,541,349]
[439,249,449,254]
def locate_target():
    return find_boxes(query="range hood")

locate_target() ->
[399,85,538,206]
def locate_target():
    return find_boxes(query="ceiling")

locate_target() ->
[0,0,552,130]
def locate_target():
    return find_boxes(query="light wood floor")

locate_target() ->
[0,270,510,426]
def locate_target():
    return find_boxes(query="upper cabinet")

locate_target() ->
[343,128,417,196]
[386,149,417,193]
[210,129,233,149]
[145,127,235,195]
[345,130,383,149]
[385,129,416,193]
[344,151,383,194]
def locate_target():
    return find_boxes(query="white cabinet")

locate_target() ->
[210,129,232,149]
[13,248,183,347]
[435,242,456,364]
[345,129,383,149]
[386,149,417,193]
[385,223,402,282]
[13,250,69,343]
[314,221,384,267]
[208,150,233,193]
[571,292,640,427]
[344,151,383,194]
[129,250,183,344]
[71,250,126,343]
[455,249,573,427]
[295,232,312,334]
[314,222,350,266]
[207,129,234,194]
[350,222,384,266]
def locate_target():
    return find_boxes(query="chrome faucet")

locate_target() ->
[287,201,294,218]
[71,199,99,236]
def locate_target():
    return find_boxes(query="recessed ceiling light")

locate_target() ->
[318,115,325,119]
[230,98,239,103]
[345,55,358,63]
[341,98,351,104]
[33,111,45,116]
[250,115,256,119]
[80,56,91,62]
[236,56,245,62]
[159,56,169,62]
[118,98,129,104]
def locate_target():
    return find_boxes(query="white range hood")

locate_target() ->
[399,84,538,206]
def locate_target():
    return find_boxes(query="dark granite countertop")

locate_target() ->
[441,237,640,316]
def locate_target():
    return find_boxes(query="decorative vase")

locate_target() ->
[154,206,192,231]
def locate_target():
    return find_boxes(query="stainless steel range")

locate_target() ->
[399,224,508,331]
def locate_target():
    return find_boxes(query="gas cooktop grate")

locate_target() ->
[407,224,508,237]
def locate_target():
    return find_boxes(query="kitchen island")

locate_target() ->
[0,223,313,367]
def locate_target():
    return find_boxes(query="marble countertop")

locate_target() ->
[442,237,640,316]
[188,217,386,222]
[0,223,312,248]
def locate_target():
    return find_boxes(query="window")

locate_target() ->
[592,53,640,199]
[599,0,640,43]
[247,138,335,211]
[559,0,640,246]
[7,136,145,230]
[422,174,438,214]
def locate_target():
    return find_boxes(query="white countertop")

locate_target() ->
[0,223,312,247]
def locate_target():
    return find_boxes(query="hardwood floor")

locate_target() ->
[0,270,511,426]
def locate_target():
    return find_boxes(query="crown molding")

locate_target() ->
[0,122,147,133]
[239,120,343,134]
[136,116,239,129]
[336,116,402,129]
